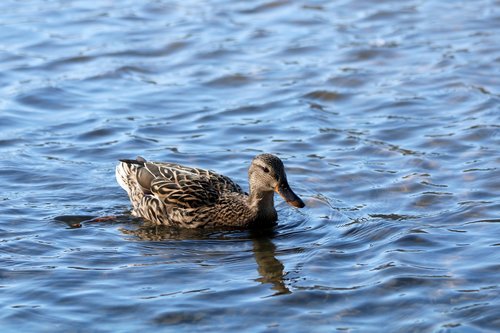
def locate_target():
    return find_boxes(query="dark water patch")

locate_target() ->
[281,44,323,56]
[15,87,85,111]
[204,73,253,87]
[368,213,420,222]
[342,47,400,63]
[238,0,291,15]
[110,41,190,59]
[42,54,95,71]
[77,127,120,141]
[303,90,349,102]
[392,233,441,250]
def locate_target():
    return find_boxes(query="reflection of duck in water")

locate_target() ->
[251,232,291,295]
[123,226,291,295]
[116,154,304,228]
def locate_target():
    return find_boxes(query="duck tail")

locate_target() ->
[119,156,147,166]
[116,162,132,192]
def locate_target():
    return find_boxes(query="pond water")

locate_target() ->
[1,0,499,331]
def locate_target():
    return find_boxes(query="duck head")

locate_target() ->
[248,154,305,208]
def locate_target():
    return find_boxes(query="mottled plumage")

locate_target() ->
[116,154,305,228]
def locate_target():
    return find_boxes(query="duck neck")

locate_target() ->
[248,189,277,223]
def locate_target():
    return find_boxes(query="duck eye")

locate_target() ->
[262,166,270,173]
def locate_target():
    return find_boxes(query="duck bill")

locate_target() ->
[275,181,305,208]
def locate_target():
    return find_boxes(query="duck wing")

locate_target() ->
[123,158,244,209]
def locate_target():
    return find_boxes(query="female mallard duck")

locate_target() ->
[116,154,305,228]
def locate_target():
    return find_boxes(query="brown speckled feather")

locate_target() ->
[143,162,243,208]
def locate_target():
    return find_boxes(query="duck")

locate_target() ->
[116,153,305,228]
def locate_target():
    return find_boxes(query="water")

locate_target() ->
[1,0,499,331]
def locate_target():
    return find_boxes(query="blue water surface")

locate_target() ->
[1,0,499,332]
